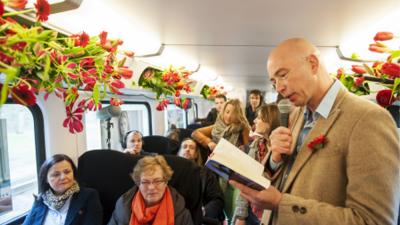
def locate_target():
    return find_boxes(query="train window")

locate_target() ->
[85,102,151,151]
[165,104,187,132]
[0,103,45,224]
[186,103,197,125]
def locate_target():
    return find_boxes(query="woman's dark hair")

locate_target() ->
[249,89,264,107]
[38,154,78,194]
[121,130,144,148]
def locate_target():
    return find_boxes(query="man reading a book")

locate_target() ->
[230,38,400,225]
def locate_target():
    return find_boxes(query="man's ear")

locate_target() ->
[308,54,319,74]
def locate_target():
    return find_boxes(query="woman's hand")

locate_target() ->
[207,142,217,151]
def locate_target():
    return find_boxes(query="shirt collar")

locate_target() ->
[313,79,342,119]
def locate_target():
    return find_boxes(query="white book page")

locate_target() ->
[210,138,270,189]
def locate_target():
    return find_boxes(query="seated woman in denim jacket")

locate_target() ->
[23,154,102,225]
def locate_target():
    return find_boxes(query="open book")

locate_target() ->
[205,138,270,191]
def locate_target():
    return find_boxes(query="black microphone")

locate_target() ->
[277,98,291,127]
[96,105,122,120]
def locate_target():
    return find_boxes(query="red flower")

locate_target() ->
[71,32,90,47]
[369,43,388,53]
[86,98,102,111]
[63,103,84,133]
[156,99,169,111]
[10,83,37,106]
[174,97,181,107]
[78,32,89,47]
[381,62,400,79]
[307,134,327,151]
[110,79,124,89]
[79,57,95,69]
[351,65,366,74]
[34,0,50,22]
[354,77,364,87]
[116,67,133,79]
[376,89,395,107]
[7,0,27,9]
[373,32,394,42]
[99,31,107,46]
[110,97,123,106]
[181,98,191,110]
[0,52,14,64]
[104,64,114,74]
[0,1,4,17]
[336,68,344,79]
[11,41,27,51]
[123,50,134,58]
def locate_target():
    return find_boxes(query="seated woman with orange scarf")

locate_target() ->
[108,155,193,225]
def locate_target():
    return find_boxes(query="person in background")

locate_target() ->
[122,130,154,156]
[230,38,400,225]
[192,99,250,152]
[177,138,225,224]
[118,111,130,147]
[108,155,193,225]
[23,154,102,225]
[197,94,227,127]
[245,89,264,128]
[234,104,280,225]
[165,124,180,143]
[192,99,250,224]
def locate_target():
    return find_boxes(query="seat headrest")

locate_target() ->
[77,150,202,225]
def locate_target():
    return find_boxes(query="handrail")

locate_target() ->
[335,45,376,63]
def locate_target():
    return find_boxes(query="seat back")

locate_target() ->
[142,135,179,155]
[177,128,194,143]
[77,150,202,225]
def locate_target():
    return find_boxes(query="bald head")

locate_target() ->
[268,38,320,68]
[266,38,333,111]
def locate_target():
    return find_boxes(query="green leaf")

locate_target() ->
[43,54,51,81]
[390,50,400,59]
[393,78,400,95]
[0,66,19,104]
[92,83,100,104]
[351,53,359,59]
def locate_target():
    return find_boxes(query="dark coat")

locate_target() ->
[22,187,102,225]
[107,186,193,225]
[245,105,258,127]
[201,168,225,222]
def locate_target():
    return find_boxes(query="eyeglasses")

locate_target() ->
[271,70,290,90]
[140,179,166,187]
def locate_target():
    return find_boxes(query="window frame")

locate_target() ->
[2,100,45,225]
[102,100,153,135]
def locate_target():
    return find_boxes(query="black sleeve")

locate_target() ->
[202,168,225,220]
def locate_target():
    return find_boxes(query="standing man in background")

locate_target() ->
[231,38,400,225]
[245,89,264,128]
[197,94,227,127]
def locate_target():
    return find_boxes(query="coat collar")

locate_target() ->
[64,191,88,225]
[282,88,347,193]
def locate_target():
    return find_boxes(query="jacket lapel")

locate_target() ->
[282,90,346,193]
[64,192,87,225]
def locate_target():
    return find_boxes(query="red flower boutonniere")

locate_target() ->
[307,135,328,151]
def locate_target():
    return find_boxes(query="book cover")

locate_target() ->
[205,138,270,191]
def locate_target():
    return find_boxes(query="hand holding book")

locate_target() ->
[205,138,270,191]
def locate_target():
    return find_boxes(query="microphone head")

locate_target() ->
[277,98,291,114]
[96,105,122,120]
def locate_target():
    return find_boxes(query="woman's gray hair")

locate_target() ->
[131,155,174,185]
